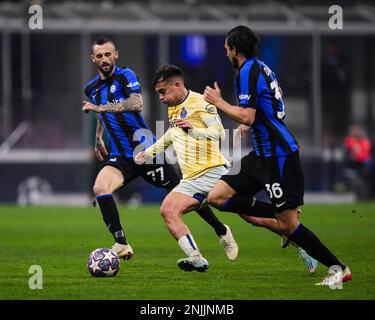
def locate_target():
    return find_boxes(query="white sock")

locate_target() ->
[178,234,200,257]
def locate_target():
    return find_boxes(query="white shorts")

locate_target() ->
[172,165,229,203]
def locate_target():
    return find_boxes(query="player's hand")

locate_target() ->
[82,101,100,113]
[95,137,108,161]
[234,124,250,147]
[204,82,222,105]
[175,119,192,132]
[237,124,250,137]
[134,151,146,165]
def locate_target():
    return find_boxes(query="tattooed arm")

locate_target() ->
[82,93,143,113]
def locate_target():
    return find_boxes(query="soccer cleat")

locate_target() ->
[298,247,318,273]
[177,255,209,272]
[342,266,353,282]
[219,225,239,261]
[315,266,352,287]
[111,242,133,261]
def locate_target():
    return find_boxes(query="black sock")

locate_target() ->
[96,194,127,245]
[220,196,275,218]
[289,224,346,269]
[195,206,227,237]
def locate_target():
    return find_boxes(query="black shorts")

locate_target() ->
[221,150,304,213]
[101,156,181,190]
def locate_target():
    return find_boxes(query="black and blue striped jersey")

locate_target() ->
[235,58,299,157]
[84,66,155,158]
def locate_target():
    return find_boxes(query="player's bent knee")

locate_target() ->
[160,204,178,222]
[207,193,226,209]
[275,209,300,235]
[276,220,295,236]
[93,182,110,196]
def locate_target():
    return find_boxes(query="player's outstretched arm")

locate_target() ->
[103,93,143,113]
[204,82,255,126]
[82,93,143,113]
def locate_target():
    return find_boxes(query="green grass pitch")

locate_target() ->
[1,203,375,300]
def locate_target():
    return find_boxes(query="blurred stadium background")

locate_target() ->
[1,0,375,206]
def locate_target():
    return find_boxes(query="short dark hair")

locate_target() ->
[226,26,259,58]
[152,64,183,87]
[92,36,116,49]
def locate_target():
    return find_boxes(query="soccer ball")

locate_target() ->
[87,248,120,277]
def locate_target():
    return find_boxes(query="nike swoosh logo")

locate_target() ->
[161,181,171,186]
[275,201,286,208]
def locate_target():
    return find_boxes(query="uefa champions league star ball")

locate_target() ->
[88,248,120,277]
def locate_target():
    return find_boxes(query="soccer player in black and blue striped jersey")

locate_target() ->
[82,36,237,262]
[204,26,352,286]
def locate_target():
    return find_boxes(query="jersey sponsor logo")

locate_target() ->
[205,104,217,114]
[238,94,251,101]
[127,81,140,88]
[180,107,187,118]
[110,84,116,93]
